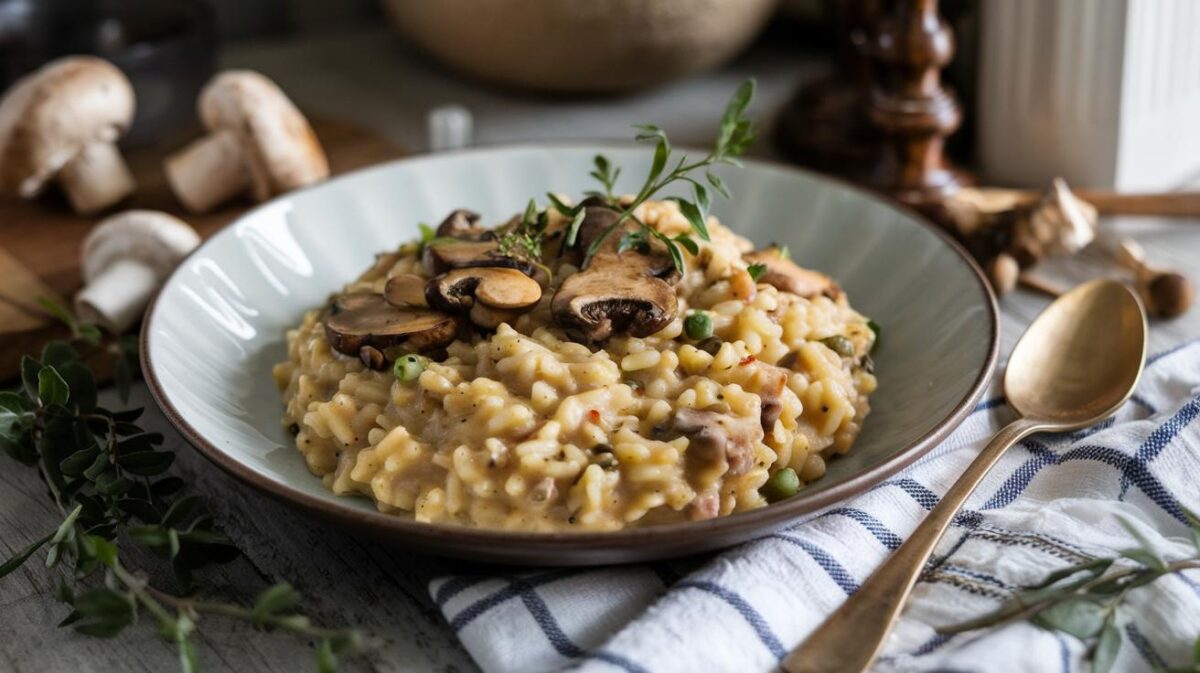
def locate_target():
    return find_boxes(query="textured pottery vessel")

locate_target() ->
[382,0,780,93]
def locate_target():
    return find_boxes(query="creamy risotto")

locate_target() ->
[274,199,877,531]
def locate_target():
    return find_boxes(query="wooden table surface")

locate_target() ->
[1,27,1197,673]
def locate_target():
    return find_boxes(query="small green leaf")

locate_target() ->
[648,135,670,186]
[77,323,103,345]
[747,263,768,282]
[867,319,881,353]
[1032,598,1105,639]
[674,235,700,256]
[1182,506,1200,554]
[1093,620,1122,673]
[162,495,203,529]
[418,222,435,242]
[82,535,118,567]
[38,366,70,406]
[71,587,134,638]
[41,341,79,369]
[254,583,301,624]
[1193,632,1200,666]
[129,525,172,547]
[60,447,100,476]
[20,356,42,400]
[565,208,586,247]
[1028,559,1114,591]
[777,244,790,261]
[676,199,710,242]
[706,171,731,199]
[0,531,53,579]
[317,639,339,673]
[522,198,538,226]
[94,471,133,496]
[50,505,82,546]
[1118,547,1166,572]
[117,450,176,476]
[36,297,78,332]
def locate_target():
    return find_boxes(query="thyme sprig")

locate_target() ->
[577,78,757,272]
[0,309,374,672]
[940,514,1200,673]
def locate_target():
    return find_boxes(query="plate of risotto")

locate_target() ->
[144,93,997,564]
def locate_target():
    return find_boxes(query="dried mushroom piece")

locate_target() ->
[324,293,458,369]
[743,247,842,301]
[427,267,542,329]
[674,407,762,477]
[551,205,680,343]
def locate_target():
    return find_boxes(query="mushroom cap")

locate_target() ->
[427,267,542,312]
[384,273,430,307]
[81,210,200,283]
[551,250,678,343]
[324,293,458,365]
[0,56,134,197]
[198,70,328,199]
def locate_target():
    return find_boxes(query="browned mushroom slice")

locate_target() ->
[744,247,842,300]
[551,205,680,343]
[674,407,763,476]
[383,273,429,307]
[421,240,540,278]
[427,267,542,329]
[324,293,458,368]
[435,208,493,240]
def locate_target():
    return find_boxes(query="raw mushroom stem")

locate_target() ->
[74,258,159,332]
[164,129,252,213]
[57,142,136,214]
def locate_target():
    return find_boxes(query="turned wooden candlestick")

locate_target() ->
[864,0,969,215]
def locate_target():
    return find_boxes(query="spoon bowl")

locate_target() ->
[1006,279,1148,428]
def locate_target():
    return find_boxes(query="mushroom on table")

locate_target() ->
[0,56,136,214]
[164,70,328,213]
[75,211,200,332]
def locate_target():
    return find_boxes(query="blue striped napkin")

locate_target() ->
[430,338,1200,673]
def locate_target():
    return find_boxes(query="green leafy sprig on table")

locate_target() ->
[0,310,374,672]
[940,514,1200,673]
[493,78,757,276]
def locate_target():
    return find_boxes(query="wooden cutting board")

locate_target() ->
[0,118,404,383]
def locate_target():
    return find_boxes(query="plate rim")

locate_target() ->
[141,142,1000,560]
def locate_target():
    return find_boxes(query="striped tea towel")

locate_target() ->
[430,338,1200,673]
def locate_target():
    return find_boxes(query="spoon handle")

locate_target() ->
[781,416,1041,673]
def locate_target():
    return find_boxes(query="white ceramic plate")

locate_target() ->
[143,145,998,564]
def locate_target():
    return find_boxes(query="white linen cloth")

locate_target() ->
[429,338,1200,673]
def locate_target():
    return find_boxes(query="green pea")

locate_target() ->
[820,335,855,357]
[684,311,713,340]
[761,467,800,503]
[393,354,427,382]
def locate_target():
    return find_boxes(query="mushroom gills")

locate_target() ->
[550,204,681,343]
[323,293,458,368]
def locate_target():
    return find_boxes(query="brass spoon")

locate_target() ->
[782,279,1147,673]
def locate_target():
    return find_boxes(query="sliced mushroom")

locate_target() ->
[550,205,680,343]
[323,293,458,369]
[422,240,539,277]
[744,247,842,301]
[435,208,492,240]
[427,267,542,329]
[674,408,762,477]
[384,273,429,307]
[748,364,790,433]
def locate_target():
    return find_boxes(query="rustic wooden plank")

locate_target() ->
[0,388,478,673]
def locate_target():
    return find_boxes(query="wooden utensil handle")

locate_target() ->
[781,417,1040,673]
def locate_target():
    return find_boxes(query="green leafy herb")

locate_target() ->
[1,305,375,672]
[941,513,1200,673]
[495,198,554,281]
[867,319,881,354]
[747,263,768,282]
[580,79,757,273]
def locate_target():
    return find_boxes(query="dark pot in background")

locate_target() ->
[0,0,217,146]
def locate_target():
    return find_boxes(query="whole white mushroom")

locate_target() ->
[164,70,328,213]
[0,56,136,214]
[75,210,200,333]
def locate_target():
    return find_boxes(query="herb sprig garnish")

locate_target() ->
[488,79,756,276]
[940,514,1200,673]
[0,309,374,672]
[575,78,757,272]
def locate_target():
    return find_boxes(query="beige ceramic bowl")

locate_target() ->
[382,0,780,92]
